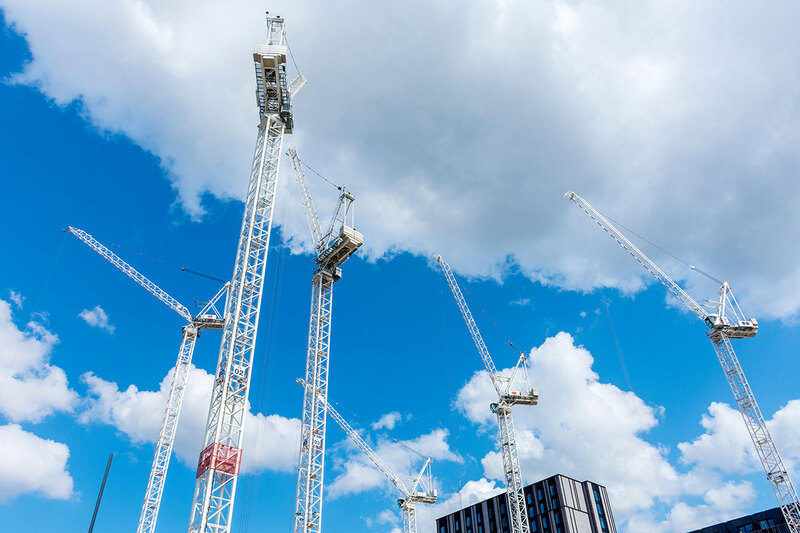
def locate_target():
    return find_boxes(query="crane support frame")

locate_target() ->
[139,326,198,533]
[188,112,286,532]
[712,336,800,529]
[294,271,335,533]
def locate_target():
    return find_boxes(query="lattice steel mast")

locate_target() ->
[307,386,437,533]
[565,191,800,532]
[187,15,301,533]
[288,147,364,533]
[436,256,538,533]
[66,226,227,533]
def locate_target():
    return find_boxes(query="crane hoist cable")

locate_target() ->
[603,214,724,286]
[295,155,343,190]
[68,229,226,283]
[457,277,525,359]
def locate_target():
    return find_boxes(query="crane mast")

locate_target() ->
[187,15,294,533]
[310,389,437,533]
[565,191,800,532]
[435,256,538,533]
[288,148,364,533]
[66,226,226,533]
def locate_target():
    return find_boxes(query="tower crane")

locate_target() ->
[298,381,437,533]
[66,226,227,533]
[188,15,305,533]
[288,147,364,533]
[565,191,800,532]
[435,256,538,533]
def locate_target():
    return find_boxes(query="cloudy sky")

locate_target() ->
[1,1,800,532]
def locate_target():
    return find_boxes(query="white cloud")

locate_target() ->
[78,305,115,333]
[0,423,73,501]
[510,297,532,308]
[371,411,401,431]
[415,478,505,533]
[0,298,77,423]
[8,290,23,308]
[79,365,300,473]
[327,428,459,499]
[453,332,799,532]
[4,1,800,318]
[678,399,800,479]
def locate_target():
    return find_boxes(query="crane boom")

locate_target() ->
[566,191,800,532]
[287,148,324,249]
[435,256,501,394]
[67,226,193,323]
[322,395,411,496]
[563,192,707,321]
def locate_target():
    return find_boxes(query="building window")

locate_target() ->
[738,525,754,533]
[477,511,483,524]
[759,519,776,528]
[530,520,538,532]
[502,517,508,528]
[527,493,533,504]
[441,527,446,533]
[467,517,472,527]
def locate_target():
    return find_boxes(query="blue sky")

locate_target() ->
[2,3,800,533]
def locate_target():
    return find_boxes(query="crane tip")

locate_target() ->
[564,191,575,200]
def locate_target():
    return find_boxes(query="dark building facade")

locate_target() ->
[687,507,788,533]
[436,474,616,533]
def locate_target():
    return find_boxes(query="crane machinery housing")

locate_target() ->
[436,255,538,533]
[288,147,364,533]
[66,226,227,533]
[565,191,800,532]
[297,381,437,533]
[187,14,306,533]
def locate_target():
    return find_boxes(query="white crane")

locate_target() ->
[288,147,364,533]
[435,256,538,533]
[66,226,227,533]
[299,382,436,533]
[188,14,306,533]
[565,191,800,532]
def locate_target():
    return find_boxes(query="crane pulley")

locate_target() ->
[565,191,800,532]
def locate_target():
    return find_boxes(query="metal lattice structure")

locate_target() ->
[67,226,227,533]
[187,15,294,533]
[288,148,363,533]
[436,256,538,533]
[565,191,800,532]
[315,391,436,533]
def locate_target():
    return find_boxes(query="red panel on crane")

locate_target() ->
[196,443,242,478]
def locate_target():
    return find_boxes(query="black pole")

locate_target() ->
[88,453,114,533]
